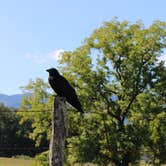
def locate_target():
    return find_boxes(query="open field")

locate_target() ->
[0,158,166,166]
[0,157,38,166]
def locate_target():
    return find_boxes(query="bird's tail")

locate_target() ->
[67,97,84,113]
[78,107,84,114]
[74,102,84,113]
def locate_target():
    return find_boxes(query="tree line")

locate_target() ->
[0,103,45,157]
[0,19,166,166]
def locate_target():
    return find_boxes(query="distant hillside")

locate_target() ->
[0,94,23,108]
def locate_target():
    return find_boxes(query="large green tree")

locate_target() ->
[18,19,166,166]
[59,19,166,166]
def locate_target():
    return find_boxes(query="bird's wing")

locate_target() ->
[58,76,76,95]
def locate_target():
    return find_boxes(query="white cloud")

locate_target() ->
[50,49,64,61]
[25,53,47,64]
[25,49,65,64]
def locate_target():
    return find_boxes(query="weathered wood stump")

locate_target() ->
[49,96,66,166]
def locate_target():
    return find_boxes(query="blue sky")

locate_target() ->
[0,0,166,95]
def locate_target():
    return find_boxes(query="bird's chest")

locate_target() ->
[48,76,54,80]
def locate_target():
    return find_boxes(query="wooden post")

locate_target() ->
[49,96,66,166]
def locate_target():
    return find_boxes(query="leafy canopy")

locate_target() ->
[59,19,166,166]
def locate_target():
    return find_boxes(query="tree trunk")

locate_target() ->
[49,96,66,166]
[121,155,129,166]
[112,154,129,166]
[113,161,129,166]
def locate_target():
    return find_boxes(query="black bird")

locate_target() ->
[46,68,84,113]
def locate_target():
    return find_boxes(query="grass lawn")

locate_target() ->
[0,158,165,166]
[0,157,39,166]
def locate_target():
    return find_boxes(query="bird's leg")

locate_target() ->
[52,94,66,102]
[60,97,66,102]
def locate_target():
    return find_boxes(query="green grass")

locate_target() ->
[0,158,165,166]
[0,157,39,166]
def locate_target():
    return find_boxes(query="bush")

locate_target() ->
[35,151,49,166]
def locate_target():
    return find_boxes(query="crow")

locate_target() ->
[46,68,84,113]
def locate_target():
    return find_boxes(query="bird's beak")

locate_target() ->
[46,69,50,72]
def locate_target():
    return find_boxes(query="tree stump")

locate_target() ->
[49,96,66,166]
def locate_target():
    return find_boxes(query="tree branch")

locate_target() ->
[122,93,139,120]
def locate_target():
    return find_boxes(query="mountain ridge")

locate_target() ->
[0,93,23,108]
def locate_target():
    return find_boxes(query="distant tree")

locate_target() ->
[0,104,35,157]
[59,19,166,166]
[0,104,18,156]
